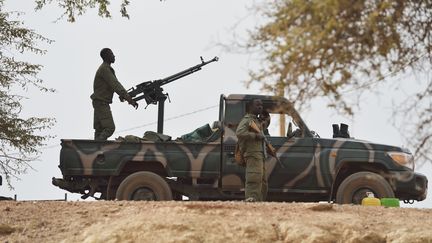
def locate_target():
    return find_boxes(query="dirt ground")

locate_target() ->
[0,201,431,243]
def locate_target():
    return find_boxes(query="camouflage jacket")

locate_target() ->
[90,62,128,103]
[236,113,265,157]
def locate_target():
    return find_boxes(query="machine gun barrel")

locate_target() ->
[157,56,219,86]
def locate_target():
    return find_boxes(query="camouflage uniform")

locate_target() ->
[90,63,128,140]
[236,113,268,201]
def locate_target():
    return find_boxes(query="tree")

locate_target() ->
[0,0,55,187]
[35,0,131,22]
[239,0,432,165]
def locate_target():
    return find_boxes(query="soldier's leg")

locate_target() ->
[245,155,264,201]
[93,101,102,139]
[261,159,268,201]
[98,111,115,140]
[93,101,115,140]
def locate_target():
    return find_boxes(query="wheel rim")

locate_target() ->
[130,187,157,200]
[352,188,375,204]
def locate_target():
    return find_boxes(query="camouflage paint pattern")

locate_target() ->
[54,94,428,202]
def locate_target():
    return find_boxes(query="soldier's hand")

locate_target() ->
[266,145,276,156]
[129,100,138,109]
[255,133,265,140]
[125,95,138,109]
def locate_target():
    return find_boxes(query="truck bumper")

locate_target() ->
[390,171,428,201]
[52,177,88,193]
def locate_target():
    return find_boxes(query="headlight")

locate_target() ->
[387,152,415,170]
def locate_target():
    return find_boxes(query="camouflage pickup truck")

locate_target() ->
[53,94,428,204]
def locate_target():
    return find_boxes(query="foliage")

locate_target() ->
[0,0,55,187]
[35,0,131,22]
[393,75,432,167]
[243,0,432,164]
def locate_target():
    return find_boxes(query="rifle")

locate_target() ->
[249,121,285,168]
[126,56,219,107]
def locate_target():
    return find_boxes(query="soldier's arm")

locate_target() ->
[236,118,257,140]
[100,65,128,98]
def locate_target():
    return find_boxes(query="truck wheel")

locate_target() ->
[116,171,173,201]
[336,171,394,204]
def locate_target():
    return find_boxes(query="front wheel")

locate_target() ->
[116,171,173,201]
[336,171,394,204]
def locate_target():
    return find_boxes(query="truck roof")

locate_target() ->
[226,94,291,104]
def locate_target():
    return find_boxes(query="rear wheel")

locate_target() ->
[336,171,394,204]
[116,171,173,201]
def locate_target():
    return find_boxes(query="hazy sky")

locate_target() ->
[1,1,430,208]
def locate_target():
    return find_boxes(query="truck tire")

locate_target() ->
[116,171,173,201]
[336,171,394,204]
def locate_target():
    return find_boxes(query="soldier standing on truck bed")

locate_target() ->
[90,48,138,140]
[236,98,268,202]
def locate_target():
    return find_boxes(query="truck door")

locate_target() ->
[266,114,327,197]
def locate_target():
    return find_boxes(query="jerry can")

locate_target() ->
[380,198,400,207]
[361,192,381,206]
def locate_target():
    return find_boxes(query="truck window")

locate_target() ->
[265,113,300,137]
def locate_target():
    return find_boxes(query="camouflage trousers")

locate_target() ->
[245,153,267,201]
[92,100,115,140]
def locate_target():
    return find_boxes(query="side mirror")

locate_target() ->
[310,131,320,138]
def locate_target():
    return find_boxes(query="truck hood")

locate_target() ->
[315,137,407,153]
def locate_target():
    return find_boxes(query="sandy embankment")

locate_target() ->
[1,201,431,242]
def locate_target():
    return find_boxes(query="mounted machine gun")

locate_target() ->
[125,56,218,133]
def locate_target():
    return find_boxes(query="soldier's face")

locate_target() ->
[251,99,263,115]
[109,50,115,63]
[105,49,115,63]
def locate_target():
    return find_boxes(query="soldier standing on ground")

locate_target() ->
[236,98,268,202]
[90,48,138,140]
